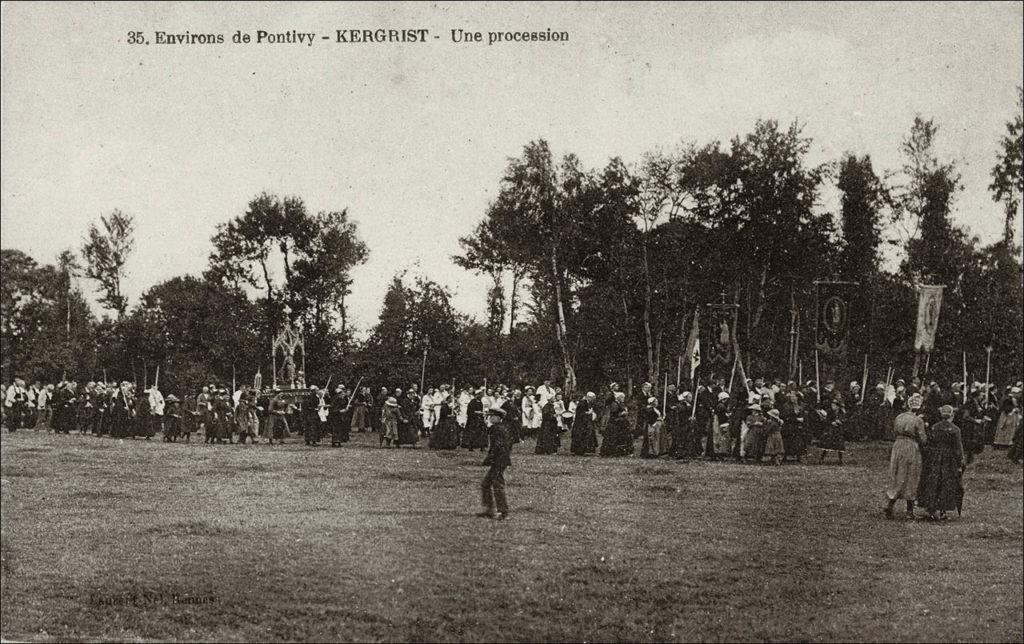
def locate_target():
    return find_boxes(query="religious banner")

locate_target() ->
[704,303,738,372]
[814,281,857,355]
[914,284,945,352]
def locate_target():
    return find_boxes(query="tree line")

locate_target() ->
[2,92,1022,394]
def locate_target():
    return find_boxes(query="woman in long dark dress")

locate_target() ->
[329,387,352,447]
[397,391,420,447]
[462,391,487,451]
[570,393,598,455]
[779,389,807,462]
[371,387,387,434]
[429,396,459,450]
[917,405,966,520]
[600,392,633,457]
[535,398,561,455]
[670,392,693,459]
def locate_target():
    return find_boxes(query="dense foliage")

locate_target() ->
[3,106,1021,393]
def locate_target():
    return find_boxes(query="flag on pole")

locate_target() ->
[914,285,945,352]
[684,307,701,380]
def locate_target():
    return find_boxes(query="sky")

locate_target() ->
[2,2,1022,336]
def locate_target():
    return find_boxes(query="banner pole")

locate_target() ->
[690,373,699,420]
[860,354,868,405]
[814,349,821,404]
[962,350,968,405]
[663,372,668,416]
[984,346,992,407]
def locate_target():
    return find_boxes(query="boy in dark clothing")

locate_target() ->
[478,407,511,520]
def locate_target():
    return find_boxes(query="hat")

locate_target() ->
[767,408,781,420]
[908,393,923,410]
[717,392,730,402]
[385,397,399,407]
[485,406,506,418]
[939,405,955,418]
[748,404,762,412]
[165,394,180,403]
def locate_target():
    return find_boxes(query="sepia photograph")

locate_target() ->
[1,2,1022,642]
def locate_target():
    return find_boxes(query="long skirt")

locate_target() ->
[397,420,418,446]
[462,418,487,450]
[712,417,731,456]
[164,416,181,441]
[304,418,322,444]
[886,436,922,501]
[535,419,561,455]
[429,417,459,450]
[743,424,765,460]
[570,418,597,455]
[781,421,807,458]
[993,412,1019,447]
[264,415,289,440]
[917,446,963,513]
[763,428,785,458]
[350,405,368,431]
[383,417,399,442]
[669,419,691,458]
[331,411,351,444]
[600,418,634,457]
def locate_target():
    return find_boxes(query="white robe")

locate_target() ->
[457,392,471,427]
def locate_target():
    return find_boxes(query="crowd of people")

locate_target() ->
[3,371,1022,520]
[3,373,1021,463]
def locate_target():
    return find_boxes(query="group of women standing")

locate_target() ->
[885,393,966,520]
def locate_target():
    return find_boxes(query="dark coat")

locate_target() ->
[917,419,965,513]
[483,420,512,468]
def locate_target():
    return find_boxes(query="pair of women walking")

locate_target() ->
[885,393,965,520]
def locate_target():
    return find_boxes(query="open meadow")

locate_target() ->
[1,429,1021,642]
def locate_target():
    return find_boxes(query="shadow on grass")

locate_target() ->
[634,465,675,476]
[143,520,241,538]
[645,484,683,495]
[71,489,133,502]
[2,466,44,478]
[378,471,452,483]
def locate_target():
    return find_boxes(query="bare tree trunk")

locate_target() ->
[340,290,348,341]
[550,245,576,394]
[259,257,274,303]
[622,292,634,387]
[641,236,655,382]
[750,264,768,330]
[509,267,523,337]
[654,326,663,387]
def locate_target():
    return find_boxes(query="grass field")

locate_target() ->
[1,428,1021,643]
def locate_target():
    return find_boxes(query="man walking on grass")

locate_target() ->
[478,406,511,520]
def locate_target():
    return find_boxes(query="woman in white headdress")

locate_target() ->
[885,392,928,519]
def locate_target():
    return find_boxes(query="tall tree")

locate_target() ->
[1,249,95,382]
[989,87,1023,247]
[837,153,887,282]
[898,117,964,285]
[81,209,135,318]
[120,275,264,393]
[473,140,584,392]
[207,193,367,355]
